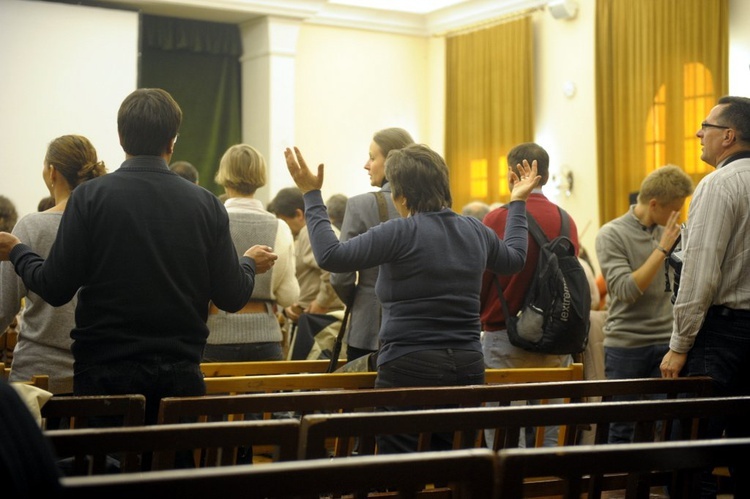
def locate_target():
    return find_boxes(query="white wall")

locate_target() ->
[291,24,431,201]
[534,0,599,268]
[0,0,138,219]
[729,0,750,95]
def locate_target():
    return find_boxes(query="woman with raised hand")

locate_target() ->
[0,135,106,394]
[330,128,414,363]
[285,143,539,453]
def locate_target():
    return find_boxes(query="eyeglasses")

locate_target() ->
[700,122,730,131]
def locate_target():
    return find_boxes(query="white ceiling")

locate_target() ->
[89,0,549,36]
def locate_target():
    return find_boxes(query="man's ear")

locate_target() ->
[294,208,305,221]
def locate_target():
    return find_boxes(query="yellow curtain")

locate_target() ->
[445,17,535,211]
[596,0,728,224]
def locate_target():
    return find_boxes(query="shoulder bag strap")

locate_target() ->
[373,191,389,223]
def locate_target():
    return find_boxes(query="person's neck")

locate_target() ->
[225,187,254,199]
[716,147,750,168]
[632,204,653,227]
[49,188,71,212]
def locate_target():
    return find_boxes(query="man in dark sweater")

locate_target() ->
[0,88,277,424]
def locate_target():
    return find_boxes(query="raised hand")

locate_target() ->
[284,147,324,193]
[244,244,278,274]
[659,211,682,253]
[509,159,541,202]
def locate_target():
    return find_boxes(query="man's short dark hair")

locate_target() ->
[718,96,750,145]
[326,194,348,230]
[269,187,304,218]
[507,142,550,185]
[118,88,182,157]
[169,161,199,184]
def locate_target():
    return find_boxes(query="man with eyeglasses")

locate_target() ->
[660,95,750,498]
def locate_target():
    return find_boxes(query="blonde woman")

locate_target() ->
[205,144,299,361]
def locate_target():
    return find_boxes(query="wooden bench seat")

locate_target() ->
[60,447,498,498]
[201,363,584,394]
[496,437,750,499]
[46,419,300,475]
[200,359,345,376]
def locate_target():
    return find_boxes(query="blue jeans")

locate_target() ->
[604,343,669,444]
[374,348,485,454]
[685,312,750,498]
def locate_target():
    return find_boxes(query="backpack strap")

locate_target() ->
[372,191,389,223]
[494,205,570,328]
[526,206,570,247]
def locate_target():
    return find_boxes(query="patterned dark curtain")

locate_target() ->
[140,15,242,195]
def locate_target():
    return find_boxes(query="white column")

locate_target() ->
[239,16,301,205]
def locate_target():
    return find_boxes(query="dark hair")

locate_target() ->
[717,96,750,144]
[45,135,106,188]
[326,193,348,230]
[269,187,304,218]
[386,144,452,213]
[169,161,199,183]
[0,195,18,232]
[507,142,550,185]
[117,88,182,156]
[37,196,55,212]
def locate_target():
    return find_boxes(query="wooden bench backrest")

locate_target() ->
[496,437,750,499]
[159,376,712,425]
[201,363,584,395]
[200,359,345,376]
[5,372,50,391]
[41,394,146,430]
[298,395,750,459]
[60,448,498,498]
[46,419,300,475]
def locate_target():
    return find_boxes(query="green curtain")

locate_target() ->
[139,15,242,195]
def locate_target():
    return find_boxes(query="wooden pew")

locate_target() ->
[200,359,345,376]
[496,437,750,499]
[46,419,300,475]
[40,394,146,430]
[60,448,498,498]
[159,376,713,425]
[297,396,750,496]
[160,377,711,466]
[3,370,50,391]
[201,363,584,395]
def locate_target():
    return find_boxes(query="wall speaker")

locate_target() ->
[548,0,578,20]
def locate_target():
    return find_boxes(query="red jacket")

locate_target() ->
[480,192,579,331]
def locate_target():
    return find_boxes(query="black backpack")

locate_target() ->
[495,207,590,355]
